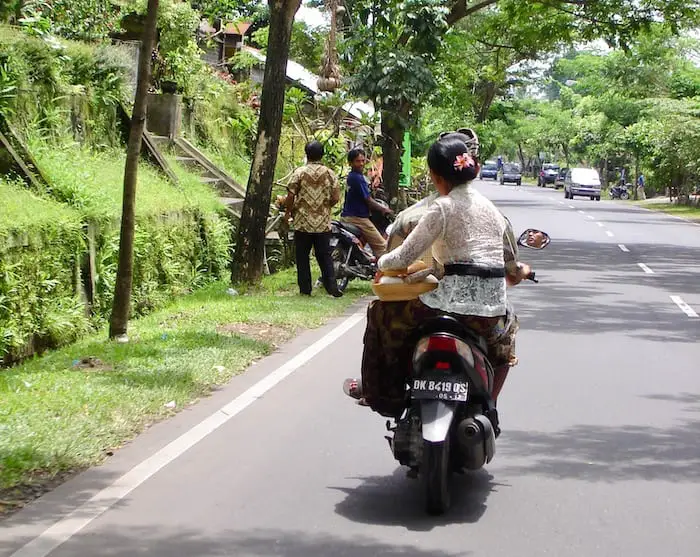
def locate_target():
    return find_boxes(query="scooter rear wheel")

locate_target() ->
[423,439,451,515]
[331,246,350,292]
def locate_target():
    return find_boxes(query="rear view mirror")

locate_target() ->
[518,229,551,250]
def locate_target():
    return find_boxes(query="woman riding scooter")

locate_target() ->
[346,129,532,423]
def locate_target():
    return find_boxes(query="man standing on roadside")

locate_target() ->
[341,148,393,258]
[286,141,343,297]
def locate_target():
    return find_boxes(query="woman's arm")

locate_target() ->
[378,200,445,270]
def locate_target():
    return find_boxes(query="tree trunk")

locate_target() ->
[602,157,608,188]
[477,81,497,123]
[517,144,526,170]
[380,109,406,207]
[14,1,24,23]
[231,0,301,285]
[108,0,159,340]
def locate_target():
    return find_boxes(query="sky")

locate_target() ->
[295,3,327,28]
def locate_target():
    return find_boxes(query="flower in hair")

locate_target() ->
[453,153,474,171]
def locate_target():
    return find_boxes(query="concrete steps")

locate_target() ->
[151,135,279,239]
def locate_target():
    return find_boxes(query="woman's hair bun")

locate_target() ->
[427,136,480,185]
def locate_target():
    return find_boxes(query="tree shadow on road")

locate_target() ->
[509,240,700,343]
[330,467,500,531]
[642,392,700,411]
[497,413,700,483]
[1,526,467,557]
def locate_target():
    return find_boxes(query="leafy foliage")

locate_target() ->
[342,0,448,120]
[0,25,133,147]
[14,0,124,42]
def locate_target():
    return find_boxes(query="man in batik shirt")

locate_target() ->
[286,141,343,297]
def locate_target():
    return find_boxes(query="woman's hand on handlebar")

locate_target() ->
[506,262,532,286]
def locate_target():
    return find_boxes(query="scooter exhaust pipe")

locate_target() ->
[457,417,484,447]
[456,415,496,470]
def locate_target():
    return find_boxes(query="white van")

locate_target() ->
[564,168,602,201]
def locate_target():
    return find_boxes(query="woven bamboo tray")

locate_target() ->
[371,280,438,302]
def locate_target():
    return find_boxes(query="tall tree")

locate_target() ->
[230,0,302,284]
[108,0,159,340]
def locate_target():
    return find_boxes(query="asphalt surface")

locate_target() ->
[2,181,699,557]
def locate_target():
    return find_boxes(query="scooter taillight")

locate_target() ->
[427,336,456,353]
[413,334,475,370]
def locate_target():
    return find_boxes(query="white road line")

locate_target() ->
[618,244,630,252]
[587,215,596,220]
[670,296,699,318]
[548,196,555,200]
[568,204,575,209]
[559,201,566,205]
[637,263,655,274]
[606,230,615,237]
[597,222,605,227]
[9,310,367,557]
[577,210,585,214]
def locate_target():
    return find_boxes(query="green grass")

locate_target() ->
[0,268,369,510]
[637,202,700,221]
[0,177,80,238]
[30,142,224,222]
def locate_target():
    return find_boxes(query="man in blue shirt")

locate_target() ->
[341,148,393,257]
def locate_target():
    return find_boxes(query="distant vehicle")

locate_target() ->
[538,163,560,187]
[564,167,602,201]
[479,161,499,180]
[499,163,522,186]
[554,168,568,189]
[610,182,631,200]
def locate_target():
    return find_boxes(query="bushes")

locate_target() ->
[0,179,90,364]
[1,143,232,365]
[93,212,231,318]
[31,142,231,318]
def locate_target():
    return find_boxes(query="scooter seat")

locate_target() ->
[337,221,364,241]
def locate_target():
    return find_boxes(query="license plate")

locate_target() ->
[329,237,339,247]
[411,377,468,402]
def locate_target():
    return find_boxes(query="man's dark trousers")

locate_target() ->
[295,230,340,295]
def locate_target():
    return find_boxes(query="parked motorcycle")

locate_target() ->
[345,228,550,515]
[610,182,631,200]
[326,198,392,292]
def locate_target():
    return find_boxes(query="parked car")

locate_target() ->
[564,167,602,200]
[499,163,522,185]
[479,161,499,180]
[554,168,568,189]
[538,163,560,187]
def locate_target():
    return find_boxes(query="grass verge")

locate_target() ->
[0,268,369,517]
[636,202,700,222]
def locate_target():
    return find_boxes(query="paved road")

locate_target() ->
[2,181,699,557]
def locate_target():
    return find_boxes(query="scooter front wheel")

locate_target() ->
[620,191,630,200]
[423,439,451,515]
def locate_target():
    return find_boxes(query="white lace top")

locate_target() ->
[378,185,508,317]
